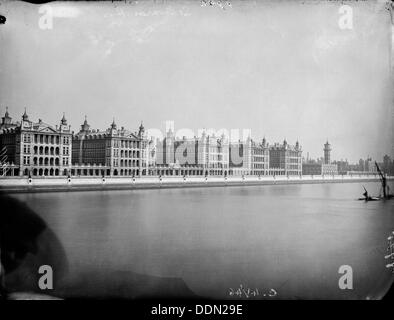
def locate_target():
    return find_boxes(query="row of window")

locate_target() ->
[22,156,70,166]
[252,156,268,162]
[22,134,71,145]
[113,140,141,149]
[119,160,140,167]
[112,159,141,167]
[207,163,228,169]
[32,146,60,155]
[287,165,301,170]
[253,164,267,169]
[120,150,140,158]
[206,147,226,153]
[252,149,268,155]
[208,155,227,161]
[32,157,60,166]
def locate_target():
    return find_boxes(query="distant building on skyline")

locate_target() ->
[302,141,338,176]
[321,141,338,175]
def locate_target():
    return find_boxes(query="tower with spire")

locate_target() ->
[324,140,331,164]
[60,113,67,126]
[321,140,338,175]
[111,118,117,130]
[22,108,29,122]
[138,121,145,138]
[262,136,267,147]
[109,118,118,136]
[59,113,70,132]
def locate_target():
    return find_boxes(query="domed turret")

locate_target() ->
[80,115,90,132]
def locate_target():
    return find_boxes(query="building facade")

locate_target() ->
[302,162,322,175]
[229,137,269,176]
[155,130,229,176]
[0,110,72,176]
[268,140,302,176]
[71,118,148,177]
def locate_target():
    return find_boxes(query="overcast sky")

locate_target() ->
[0,0,393,162]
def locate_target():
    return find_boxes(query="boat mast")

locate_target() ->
[375,161,387,199]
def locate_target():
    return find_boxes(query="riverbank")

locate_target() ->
[0,175,391,193]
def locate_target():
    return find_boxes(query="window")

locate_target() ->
[23,134,31,143]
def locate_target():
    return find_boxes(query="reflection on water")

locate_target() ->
[6,181,394,299]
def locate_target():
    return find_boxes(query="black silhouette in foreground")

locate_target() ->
[0,193,197,299]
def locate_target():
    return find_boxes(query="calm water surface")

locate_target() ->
[8,181,394,299]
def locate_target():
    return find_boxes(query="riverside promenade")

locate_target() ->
[0,175,391,194]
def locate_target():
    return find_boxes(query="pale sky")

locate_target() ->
[0,0,393,162]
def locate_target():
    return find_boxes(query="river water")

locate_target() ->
[5,181,394,299]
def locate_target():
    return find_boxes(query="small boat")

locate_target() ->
[358,186,381,201]
[358,196,380,201]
